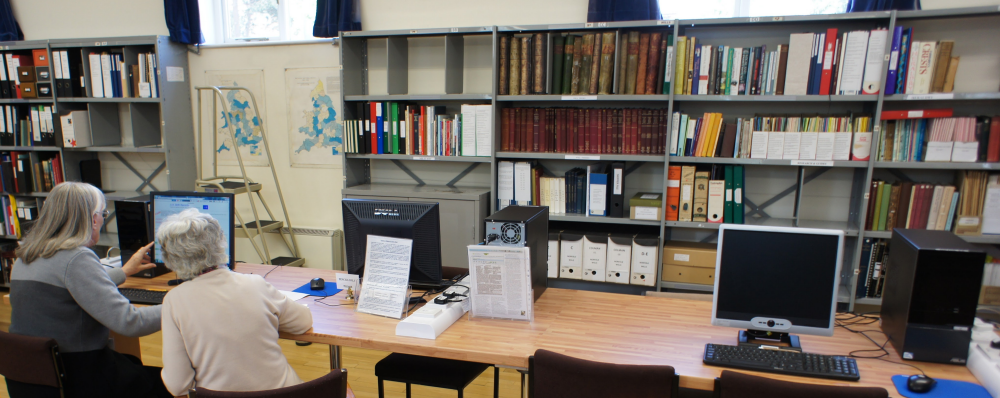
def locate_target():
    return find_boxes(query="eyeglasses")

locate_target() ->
[98,210,110,218]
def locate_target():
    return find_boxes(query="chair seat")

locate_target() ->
[375,353,491,390]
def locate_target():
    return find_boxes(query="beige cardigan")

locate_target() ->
[160,268,312,396]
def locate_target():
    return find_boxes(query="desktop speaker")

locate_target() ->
[484,206,549,301]
[115,196,169,278]
[880,229,985,364]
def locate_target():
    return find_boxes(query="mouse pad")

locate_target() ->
[891,375,991,398]
[292,282,343,297]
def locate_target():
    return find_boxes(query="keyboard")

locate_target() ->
[703,343,860,381]
[119,288,167,305]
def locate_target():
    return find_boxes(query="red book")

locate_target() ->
[590,108,599,153]
[554,109,563,152]
[987,116,1000,162]
[630,109,640,154]
[501,108,511,152]
[572,109,583,153]
[582,109,590,153]
[615,109,623,154]
[605,109,613,154]
[912,184,931,229]
[819,28,838,95]
[659,109,668,154]
[520,108,528,152]
[532,108,540,152]
[370,102,378,154]
[52,153,64,184]
[880,109,953,120]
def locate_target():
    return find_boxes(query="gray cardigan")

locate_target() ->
[10,247,161,353]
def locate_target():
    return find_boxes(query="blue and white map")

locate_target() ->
[286,68,342,167]
[206,70,269,166]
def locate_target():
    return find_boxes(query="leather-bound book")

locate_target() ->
[533,33,545,94]
[509,38,520,95]
[578,34,595,95]
[562,35,575,95]
[645,32,662,95]
[635,33,650,95]
[551,35,565,95]
[617,33,629,94]
[499,36,510,95]
[571,35,584,95]
[520,36,530,96]
[598,32,616,95]
[625,32,640,94]
[588,32,601,95]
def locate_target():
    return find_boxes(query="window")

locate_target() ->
[212,0,318,43]
[659,0,849,20]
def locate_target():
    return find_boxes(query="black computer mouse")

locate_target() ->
[310,278,325,290]
[907,374,936,393]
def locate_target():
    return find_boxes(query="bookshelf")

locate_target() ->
[340,7,1000,310]
[0,35,195,247]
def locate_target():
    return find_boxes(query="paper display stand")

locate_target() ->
[355,235,414,320]
[466,245,534,322]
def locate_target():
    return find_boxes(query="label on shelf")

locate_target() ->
[412,156,436,161]
[758,96,797,101]
[791,160,835,167]
[562,96,597,100]
[565,155,599,160]
[907,110,924,118]
[906,93,953,100]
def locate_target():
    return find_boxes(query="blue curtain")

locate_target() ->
[848,0,920,12]
[0,0,23,42]
[163,0,203,44]
[588,0,661,22]
[314,0,361,38]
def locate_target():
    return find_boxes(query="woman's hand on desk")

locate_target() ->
[122,242,157,277]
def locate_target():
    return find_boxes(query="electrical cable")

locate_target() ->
[835,311,928,377]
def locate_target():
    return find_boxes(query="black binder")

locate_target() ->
[607,162,625,218]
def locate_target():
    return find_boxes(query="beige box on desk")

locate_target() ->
[981,285,1000,306]
[662,241,717,285]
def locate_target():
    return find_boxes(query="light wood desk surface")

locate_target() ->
[120,264,979,393]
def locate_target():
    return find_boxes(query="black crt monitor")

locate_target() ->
[150,191,236,269]
[712,224,844,350]
[342,199,443,290]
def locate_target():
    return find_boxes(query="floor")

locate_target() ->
[0,300,523,398]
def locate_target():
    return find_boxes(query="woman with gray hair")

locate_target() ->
[158,208,312,396]
[8,182,170,398]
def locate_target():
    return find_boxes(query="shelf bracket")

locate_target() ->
[446,163,481,187]
[111,152,164,192]
[187,44,201,55]
[390,160,426,186]
[743,167,830,219]
[887,169,913,183]
[623,162,643,177]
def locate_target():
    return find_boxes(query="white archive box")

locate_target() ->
[547,232,560,279]
[559,231,583,279]
[605,234,632,284]
[630,234,658,286]
[582,233,608,282]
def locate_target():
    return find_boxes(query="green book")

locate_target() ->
[725,48,735,95]
[733,165,744,224]
[677,115,688,156]
[872,181,884,230]
[390,102,399,154]
[877,183,892,231]
[561,35,575,95]
[551,35,565,95]
[723,165,734,223]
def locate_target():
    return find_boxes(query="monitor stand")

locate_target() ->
[738,329,802,352]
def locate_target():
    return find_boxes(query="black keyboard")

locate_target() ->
[119,288,167,305]
[704,343,860,381]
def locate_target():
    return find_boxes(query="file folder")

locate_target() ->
[582,233,608,281]
[607,162,625,218]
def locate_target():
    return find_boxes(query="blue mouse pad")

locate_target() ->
[892,375,991,398]
[292,282,343,297]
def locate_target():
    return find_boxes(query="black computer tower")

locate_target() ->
[484,206,549,301]
[881,229,985,364]
[115,196,169,278]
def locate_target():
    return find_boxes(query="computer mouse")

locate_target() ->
[907,374,936,393]
[310,278,325,290]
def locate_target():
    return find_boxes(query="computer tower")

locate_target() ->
[484,206,549,301]
[115,196,169,278]
[881,229,985,364]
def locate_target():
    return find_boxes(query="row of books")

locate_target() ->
[498,31,673,96]
[875,116,1000,163]
[2,195,36,238]
[496,161,627,218]
[548,231,658,286]
[885,26,960,95]
[676,28,887,96]
[666,164,745,223]
[343,102,492,156]
[0,50,46,99]
[983,259,1000,288]
[0,152,64,194]
[669,113,872,161]
[856,238,889,299]
[0,105,59,147]
[0,241,17,285]
[88,52,159,99]
[864,181,960,231]
[499,107,668,154]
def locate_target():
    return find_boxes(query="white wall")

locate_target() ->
[359,0,589,30]
[11,0,168,40]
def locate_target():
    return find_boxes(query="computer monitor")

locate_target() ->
[342,199,443,289]
[712,224,844,349]
[150,191,236,268]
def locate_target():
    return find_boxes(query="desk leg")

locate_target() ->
[329,345,342,370]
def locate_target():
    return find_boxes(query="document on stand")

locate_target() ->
[467,246,533,321]
[357,235,413,319]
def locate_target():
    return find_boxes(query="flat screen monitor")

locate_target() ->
[150,191,236,267]
[712,224,843,341]
[342,199,443,289]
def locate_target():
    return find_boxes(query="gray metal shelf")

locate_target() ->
[497,94,670,102]
[865,231,891,239]
[550,214,661,226]
[345,153,491,163]
[0,40,49,50]
[671,156,868,168]
[873,161,1000,170]
[57,97,163,103]
[659,281,714,292]
[865,230,1000,244]
[343,183,492,201]
[47,35,161,47]
[1,191,49,198]
[341,26,493,37]
[0,99,54,104]
[668,218,859,235]
[345,94,492,101]
[882,92,1000,101]
[496,152,665,162]
[0,146,61,151]
[855,297,881,305]
[499,20,676,32]
[677,10,891,26]
[674,95,876,102]
[896,6,1000,20]
[64,146,165,153]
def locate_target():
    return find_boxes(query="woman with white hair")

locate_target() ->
[8,182,170,398]
[158,208,313,396]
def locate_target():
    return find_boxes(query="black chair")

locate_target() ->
[375,353,498,398]
[529,349,679,398]
[713,370,888,398]
[0,330,66,398]
[192,368,350,398]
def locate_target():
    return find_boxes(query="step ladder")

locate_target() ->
[194,86,304,267]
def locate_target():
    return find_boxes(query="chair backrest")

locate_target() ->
[715,370,888,398]
[530,349,678,398]
[0,330,64,388]
[193,369,348,398]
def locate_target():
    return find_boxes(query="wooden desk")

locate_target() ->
[123,264,980,394]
